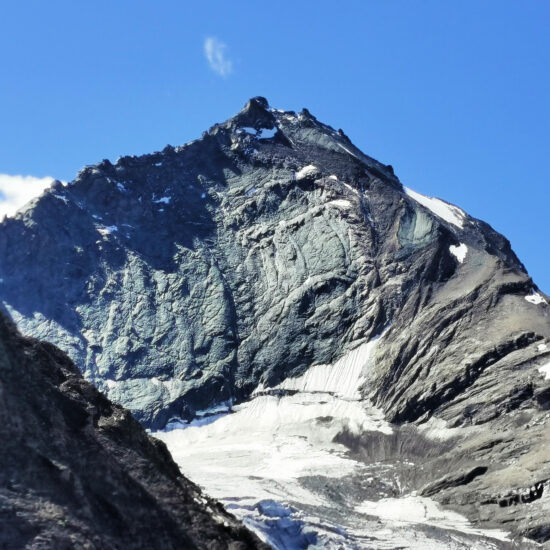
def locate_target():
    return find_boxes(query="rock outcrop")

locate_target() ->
[0,313,267,549]
[1,97,549,544]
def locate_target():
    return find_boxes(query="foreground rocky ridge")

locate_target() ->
[0,313,267,549]
[0,97,549,544]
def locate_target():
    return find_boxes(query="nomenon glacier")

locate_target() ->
[1,97,549,548]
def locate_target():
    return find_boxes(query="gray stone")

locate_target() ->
[1,97,550,544]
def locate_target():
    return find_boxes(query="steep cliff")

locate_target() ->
[0,313,267,549]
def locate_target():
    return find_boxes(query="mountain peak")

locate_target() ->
[230,96,276,130]
[0,98,549,545]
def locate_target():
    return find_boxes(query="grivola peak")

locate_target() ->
[0,311,268,549]
[1,97,549,547]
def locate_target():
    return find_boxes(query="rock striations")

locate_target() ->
[0,312,267,549]
[1,97,549,545]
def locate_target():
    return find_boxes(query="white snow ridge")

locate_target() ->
[405,187,465,229]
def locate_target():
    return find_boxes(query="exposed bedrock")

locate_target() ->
[0,97,549,544]
[0,313,267,549]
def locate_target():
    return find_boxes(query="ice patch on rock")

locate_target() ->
[449,243,468,263]
[538,362,550,380]
[53,194,68,204]
[97,225,118,236]
[275,340,376,400]
[153,196,171,204]
[418,416,472,441]
[525,291,547,305]
[327,199,353,210]
[405,187,465,229]
[296,165,318,180]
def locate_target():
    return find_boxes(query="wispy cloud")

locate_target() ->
[204,37,233,77]
[0,174,56,219]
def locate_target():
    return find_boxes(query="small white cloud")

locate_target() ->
[0,174,56,219]
[204,37,233,77]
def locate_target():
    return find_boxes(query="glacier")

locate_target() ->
[155,336,516,549]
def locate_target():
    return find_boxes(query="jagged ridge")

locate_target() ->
[0,311,267,549]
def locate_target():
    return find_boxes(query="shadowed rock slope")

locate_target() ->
[0,97,549,544]
[0,313,268,549]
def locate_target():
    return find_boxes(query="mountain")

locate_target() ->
[0,311,268,549]
[1,97,549,546]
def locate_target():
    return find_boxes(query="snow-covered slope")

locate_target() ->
[155,338,524,549]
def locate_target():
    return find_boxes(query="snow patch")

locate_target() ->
[328,199,353,210]
[525,291,547,305]
[116,182,126,192]
[97,225,118,236]
[296,165,318,180]
[538,363,550,380]
[405,187,465,229]
[275,341,375,400]
[343,182,359,195]
[53,194,68,204]
[356,496,509,542]
[153,196,171,204]
[449,243,468,263]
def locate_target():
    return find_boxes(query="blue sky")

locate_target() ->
[1,1,548,290]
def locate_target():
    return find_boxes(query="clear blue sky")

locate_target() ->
[1,1,548,290]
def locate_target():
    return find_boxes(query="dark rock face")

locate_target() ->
[0,313,267,549]
[1,97,550,543]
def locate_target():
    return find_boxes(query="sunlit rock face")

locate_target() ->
[1,97,550,545]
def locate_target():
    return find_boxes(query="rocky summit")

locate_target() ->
[1,97,550,547]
